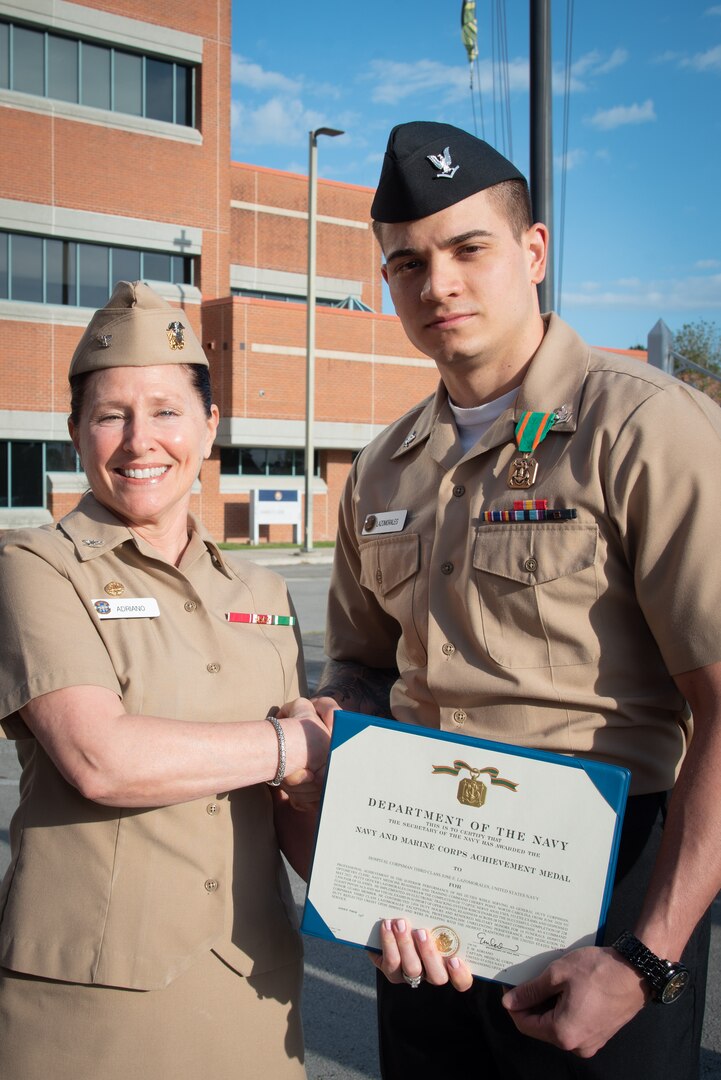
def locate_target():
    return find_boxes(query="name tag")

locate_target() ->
[92,597,160,619]
[362,509,408,536]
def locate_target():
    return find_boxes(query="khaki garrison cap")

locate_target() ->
[69,280,208,378]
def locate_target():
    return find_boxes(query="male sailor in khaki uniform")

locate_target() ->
[316,121,721,1079]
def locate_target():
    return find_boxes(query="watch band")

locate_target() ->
[611,929,689,1004]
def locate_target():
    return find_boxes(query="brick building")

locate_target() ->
[0,0,435,541]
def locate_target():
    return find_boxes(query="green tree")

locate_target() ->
[673,319,721,371]
[672,319,721,403]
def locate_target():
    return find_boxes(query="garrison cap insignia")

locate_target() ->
[97,334,113,348]
[104,581,125,597]
[166,320,186,350]
[427,146,459,179]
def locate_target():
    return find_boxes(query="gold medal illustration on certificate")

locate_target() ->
[507,410,557,489]
[431,759,518,807]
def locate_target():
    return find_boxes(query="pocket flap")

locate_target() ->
[473,523,597,586]
[359,533,420,596]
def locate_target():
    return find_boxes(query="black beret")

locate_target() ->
[370,121,525,224]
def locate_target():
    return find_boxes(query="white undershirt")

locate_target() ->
[449,387,519,454]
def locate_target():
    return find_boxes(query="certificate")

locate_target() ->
[302,711,630,985]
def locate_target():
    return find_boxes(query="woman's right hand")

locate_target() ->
[371,918,474,992]
[274,698,334,807]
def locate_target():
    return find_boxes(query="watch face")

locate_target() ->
[661,969,690,1004]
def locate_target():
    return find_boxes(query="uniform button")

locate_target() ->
[206,802,219,815]
[206,662,221,674]
[442,642,456,657]
[375,568,383,585]
[204,878,219,892]
[453,709,467,725]
[452,485,465,497]
[524,557,538,573]
[441,561,454,575]
[184,600,197,612]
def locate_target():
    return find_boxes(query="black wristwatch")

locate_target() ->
[611,930,690,1004]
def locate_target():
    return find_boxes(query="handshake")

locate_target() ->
[272,695,339,809]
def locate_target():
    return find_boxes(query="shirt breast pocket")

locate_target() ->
[472,523,600,669]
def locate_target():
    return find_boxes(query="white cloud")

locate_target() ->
[705,5,721,14]
[594,48,630,75]
[652,50,683,64]
[654,43,721,71]
[696,259,721,269]
[558,49,630,92]
[563,273,721,310]
[231,97,327,147]
[587,99,656,130]
[364,56,528,105]
[231,55,300,94]
[681,45,721,71]
[554,148,587,170]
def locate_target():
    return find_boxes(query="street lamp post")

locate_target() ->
[304,126,344,552]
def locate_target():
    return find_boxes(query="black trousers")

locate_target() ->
[377,793,710,1080]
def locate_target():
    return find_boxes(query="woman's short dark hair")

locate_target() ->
[69,363,213,425]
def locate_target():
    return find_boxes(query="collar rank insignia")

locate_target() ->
[402,429,417,449]
[166,320,185,350]
[81,538,104,547]
[427,146,459,179]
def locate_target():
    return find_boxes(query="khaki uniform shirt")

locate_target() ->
[0,494,304,989]
[327,315,721,794]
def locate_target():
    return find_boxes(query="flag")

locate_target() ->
[461,0,478,64]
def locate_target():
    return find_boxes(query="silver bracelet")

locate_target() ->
[266,714,286,787]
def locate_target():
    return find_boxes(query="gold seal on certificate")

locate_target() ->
[431,926,460,957]
[302,712,630,986]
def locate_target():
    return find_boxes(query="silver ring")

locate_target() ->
[402,971,423,989]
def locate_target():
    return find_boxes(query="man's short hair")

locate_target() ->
[372,178,533,251]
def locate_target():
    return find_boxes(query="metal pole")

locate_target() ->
[530,0,555,313]
[303,127,344,552]
[304,131,318,552]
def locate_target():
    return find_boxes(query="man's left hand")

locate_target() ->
[502,946,649,1057]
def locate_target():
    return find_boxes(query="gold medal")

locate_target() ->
[507,454,539,489]
[506,410,558,490]
[457,775,487,807]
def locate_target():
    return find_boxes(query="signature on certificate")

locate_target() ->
[476,933,520,955]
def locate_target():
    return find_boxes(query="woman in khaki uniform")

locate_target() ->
[0,281,329,1079]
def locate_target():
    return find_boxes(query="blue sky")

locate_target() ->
[230,1,721,349]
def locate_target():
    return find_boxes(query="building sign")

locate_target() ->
[250,489,301,543]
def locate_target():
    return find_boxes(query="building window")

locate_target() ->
[220,448,321,477]
[231,288,338,307]
[0,231,194,306]
[0,19,195,127]
[0,441,80,509]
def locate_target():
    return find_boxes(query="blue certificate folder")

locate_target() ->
[301,710,630,983]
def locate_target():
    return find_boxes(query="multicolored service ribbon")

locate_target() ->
[483,507,577,522]
[225,612,296,626]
